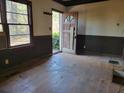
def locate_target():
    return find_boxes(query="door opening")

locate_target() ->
[52,10,62,54]
[62,12,78,54]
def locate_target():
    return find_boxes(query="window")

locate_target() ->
[6,0,31,46]
[0,16,3,32]
[0,3,3,32]
[0,0,32,47]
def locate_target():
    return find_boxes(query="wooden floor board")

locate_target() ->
[0,53,122,93]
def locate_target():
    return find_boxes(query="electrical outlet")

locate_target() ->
[5,59,9,65]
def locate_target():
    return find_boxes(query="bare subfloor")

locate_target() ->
[0,53,123,93]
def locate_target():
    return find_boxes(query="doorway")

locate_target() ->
[52,10,62,54]
[62,12,78,54]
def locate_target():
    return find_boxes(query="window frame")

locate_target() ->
[1,0,33,48]
[0,0,4,34]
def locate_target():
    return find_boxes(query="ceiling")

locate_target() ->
[53,0,108,6]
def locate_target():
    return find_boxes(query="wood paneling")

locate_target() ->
[76,35,124,55]
[0,36,6,49]
[0,35,52,76]
[0,32,5,36]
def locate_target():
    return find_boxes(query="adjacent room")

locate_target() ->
[0,0,123,93]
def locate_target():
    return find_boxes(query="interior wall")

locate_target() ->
[0,0,66,76]
[68,0,124,37]
[30,0,65,36]
[67,0,124,55]
[86,0,124,37]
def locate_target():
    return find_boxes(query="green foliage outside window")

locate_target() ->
[52,32,59,50]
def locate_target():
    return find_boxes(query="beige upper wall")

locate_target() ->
[68,0,124,37]
[30,0,65,36]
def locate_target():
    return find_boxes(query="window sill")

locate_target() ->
[9,43,34,49]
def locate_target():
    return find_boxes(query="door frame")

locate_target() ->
[62,12,78,54]
[52,9,63,53]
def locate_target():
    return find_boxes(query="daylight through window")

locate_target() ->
[0,6,3,32]
[6,0,31,46]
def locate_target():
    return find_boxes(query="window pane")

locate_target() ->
[9,25,30,35]
[0,24,3,32]
[10,35,30,46]
[6,0,31,46]
[6,0,28,14]
[7,13,28,24]
[0,14,1,23]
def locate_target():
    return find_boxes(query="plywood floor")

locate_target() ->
[0,53,123,93]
